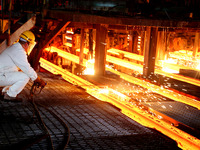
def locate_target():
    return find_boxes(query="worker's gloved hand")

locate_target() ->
[34,76,46,87]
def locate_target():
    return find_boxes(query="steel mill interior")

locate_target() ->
[0,0,200,150]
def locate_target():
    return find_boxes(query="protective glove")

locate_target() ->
[34,76,46,87]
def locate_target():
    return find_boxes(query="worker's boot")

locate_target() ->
[3,93,23,102]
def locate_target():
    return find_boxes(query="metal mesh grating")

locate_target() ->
[0,72,181,150]
[143,101,200,130]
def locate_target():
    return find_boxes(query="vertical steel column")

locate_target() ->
[128,30,133,52]
[143,26,158,78]
[156,29,166,63]
[79,28,84,65]
[89,29,93,59]
[95,24,107,76]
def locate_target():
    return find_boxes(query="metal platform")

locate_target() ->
[0,72,180,150]
[142,101,200,131]
[83,73,200,138]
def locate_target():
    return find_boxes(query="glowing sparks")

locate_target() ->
[40,58,200,150]
[159,59,179,73]
[196,61,200,70]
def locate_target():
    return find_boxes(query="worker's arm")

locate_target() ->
[8,43,37,81]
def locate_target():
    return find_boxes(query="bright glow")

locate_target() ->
[196,60,200,70]
[168,50,200,69]
[40,58,200,150]
[98,88,109,94]
[159,59,179,73]
[106,66,200,110]
[106,55,143,73]
[64,43,72,47]
[66,30,74,34]
[45,46,200,88]
[197,64,200,69]
[164,58,177,64]
[65,36,72,40]
[162,67,179,73]
[44,46,80,64]
[160,59,179,73]
[76,48,91,55]
[41,45,200,150]
[127,34,130,40]
[83,59,95,75]
[107,48,144,62]
[110,89,128,101]
[138,36,141,42]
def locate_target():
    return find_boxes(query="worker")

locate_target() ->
[0,30,45,101]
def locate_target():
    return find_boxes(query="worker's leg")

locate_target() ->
[0,72,30,97]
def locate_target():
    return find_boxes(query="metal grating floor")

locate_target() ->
[83,73,200,135]
[0,72,181,149]
[143,101,200,130]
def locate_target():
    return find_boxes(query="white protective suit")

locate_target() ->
[0,42,37,97]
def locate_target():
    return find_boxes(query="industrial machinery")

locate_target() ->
[38,25,200,150]
[1,1,200,149]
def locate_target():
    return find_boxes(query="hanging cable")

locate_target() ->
[29,81,70,150]
[29,82,54,150]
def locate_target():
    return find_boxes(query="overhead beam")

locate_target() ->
[68,22,144,31]
[39,21,71,50]
[68,22,94,29]
[0,16,36,54]
[44,9,200,29]
[30,20,71,70]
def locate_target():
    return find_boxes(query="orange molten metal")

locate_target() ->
[44,46,200,110]
[108,48,144,62]
[77,47,200,87]
[106,67,200,110]
[40,58,200,150]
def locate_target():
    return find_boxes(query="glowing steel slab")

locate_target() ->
[106,67,200,110]
[155,69,200,87]
[107,49,200,87]
[45,46,200,110]
[61,46,200,88]
[107,48,144,62]
[107,54,200,87]
[106,55,143,73]
[44,47,92,67]
[39,58,200,150]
